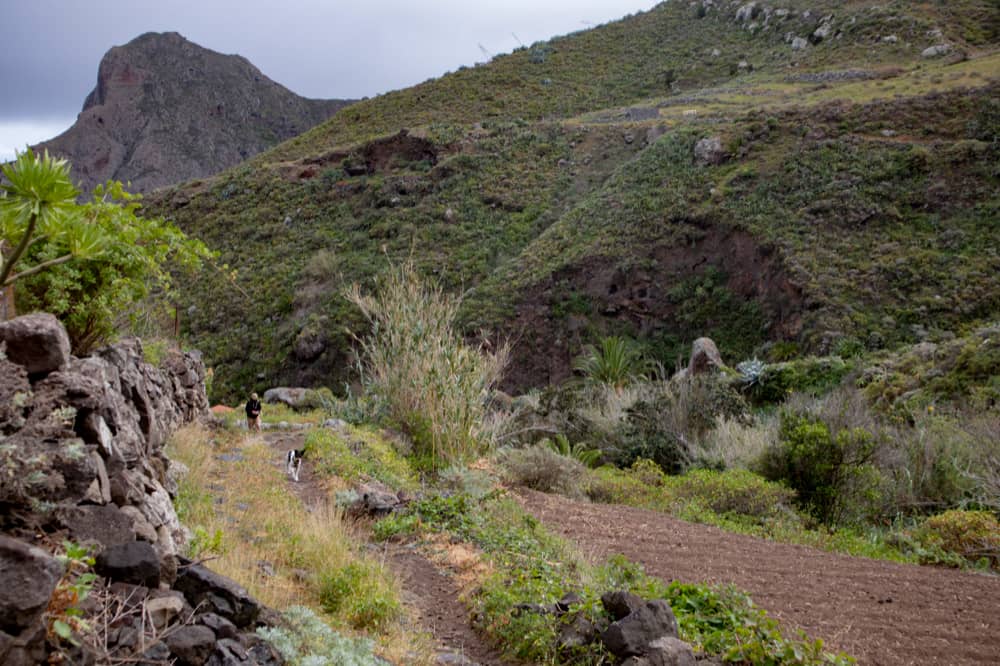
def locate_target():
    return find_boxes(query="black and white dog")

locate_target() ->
[285,448,306,482]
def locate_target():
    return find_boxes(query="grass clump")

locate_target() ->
[257,606,382,666]
[346,260,509,469]
[304,426,419,492]
[498,443,588,496]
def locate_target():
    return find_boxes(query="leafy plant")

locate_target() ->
[542,433,603,468]
[574,336,649,391]
[759,413,882,526]
[0,149,101,296]
[737,357,766,390]
[910,509,1000,569]
[46,541,97,646]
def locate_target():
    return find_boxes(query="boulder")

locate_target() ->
[791,37,808,50]
[0,536,65,631]
[601,590,646,621]
[56,505,136,548]
[0,313,71,375]
[198,612,240,640]
[174,560,261,628]
[601,600,679,658]
[922,44,952,58]
[263,386,309,408]
[145,593,186,629]
[693,136,726,166]
[688,337,725,375]
[644,636,696,666]
[354,481,404,516]
[95,541,161,588]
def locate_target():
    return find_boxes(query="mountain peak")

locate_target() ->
[38,32,353,193]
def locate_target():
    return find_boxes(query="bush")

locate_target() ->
[317,562,401,631]
[257,606,381,665]
[912,509,1000,569]
[672,469,795,519]
[499,444,587,497]
[699,415,777,470]
[758,411,882,526]
[618,376,749,474]
[573,336,649,390]
[346,261,509,468]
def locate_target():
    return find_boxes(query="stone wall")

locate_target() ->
[0,314,280,664]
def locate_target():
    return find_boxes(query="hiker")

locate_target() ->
[245,392,262,432]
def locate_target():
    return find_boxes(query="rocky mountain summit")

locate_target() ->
[0,314,281,664]
[36,31,353,193]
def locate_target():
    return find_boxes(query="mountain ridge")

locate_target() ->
[144,0,1000,399]
[36,31,354,193]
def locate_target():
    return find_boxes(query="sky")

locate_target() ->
[0,0,659,161]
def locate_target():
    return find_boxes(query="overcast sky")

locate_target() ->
[0,1,659,160]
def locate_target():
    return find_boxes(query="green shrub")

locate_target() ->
[672,469,795,519]
[257,606,381,665]
[758,412,882,525]
[618,376,749,474]
[912,509,1000,569]
[573,336,649,391]
[317,561,401,631]
[345,261,509,468]
[499,444,587,497]
[749,357,853,405]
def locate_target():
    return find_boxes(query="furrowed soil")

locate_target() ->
[516,488,1000,666]
[263,430,999,665]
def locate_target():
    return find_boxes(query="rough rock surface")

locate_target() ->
[0,312,71,375]
[693,136,727,166]
[0,315,285,665]
[687,337,725,375]
[263,386,310,409]
[35,31,354,193]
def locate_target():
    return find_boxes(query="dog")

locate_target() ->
[285,448,305,482]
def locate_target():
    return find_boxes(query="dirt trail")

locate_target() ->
[517,488,1000,666]
[263,431,506,666]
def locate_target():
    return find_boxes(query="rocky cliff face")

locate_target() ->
[36,31,353,193]
[0,314,280,664]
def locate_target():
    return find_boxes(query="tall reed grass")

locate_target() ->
[346,261,509,468]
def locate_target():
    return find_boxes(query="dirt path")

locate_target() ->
[517,488,1000,666]
[263,431,506,666]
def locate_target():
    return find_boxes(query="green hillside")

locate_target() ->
[146,0,1000,399]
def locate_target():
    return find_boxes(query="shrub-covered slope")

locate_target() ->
[146,0,1000,398]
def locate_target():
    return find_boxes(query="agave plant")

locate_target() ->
[542,433,603,468]
[573,336,649,392]
[736,357,766,389]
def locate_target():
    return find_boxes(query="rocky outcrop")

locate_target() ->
[35,31,354,193]
[0,314,283,664]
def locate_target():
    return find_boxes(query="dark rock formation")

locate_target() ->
[35,31,354,193]
[0,312,71,375]
[95,541,161,588]
[0,314,280,665]
[175,560,262,629]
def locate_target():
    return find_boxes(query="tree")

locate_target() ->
[0,149,105,318]
[1,149,213,351]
